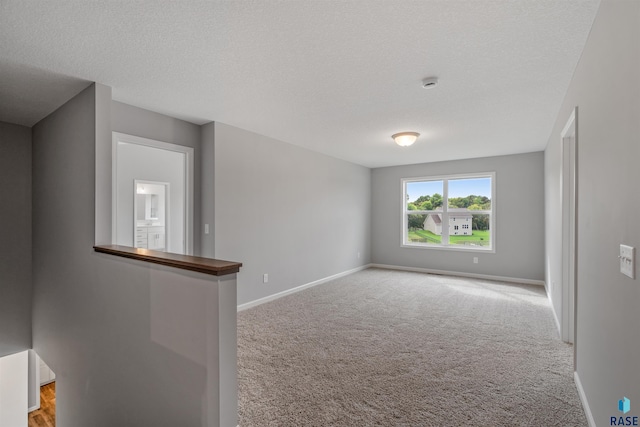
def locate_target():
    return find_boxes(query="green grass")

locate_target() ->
[450,230,490,244]
[408,229,490,246]
[408,229,441,243]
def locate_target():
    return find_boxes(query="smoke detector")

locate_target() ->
[422,77,439,89]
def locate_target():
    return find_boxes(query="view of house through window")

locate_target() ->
[403,173,494,251]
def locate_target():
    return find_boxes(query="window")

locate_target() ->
[403,173,494,251]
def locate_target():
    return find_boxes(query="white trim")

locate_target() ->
[371,263,545,287]
[561,107,578,344]
[237,263,546,312]
[545,285,563,337]
[112,132,194,254]
[29,351,41,413]
[561,107,577,138]
[402,172,496,253]
[237,264,372,311]
[399,243,495,253]
[574,371,596,427]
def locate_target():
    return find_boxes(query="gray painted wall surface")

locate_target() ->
[200,122,215,258]
[111,101,203,254]
[32,85,233,426]
[544,2,640,425]
[214,123,371,305]
[95,84,112,245]
[371,152,545,281]
[0,121,32,358]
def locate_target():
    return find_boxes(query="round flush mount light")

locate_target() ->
[392,132,420,147]
[422,77,439,89]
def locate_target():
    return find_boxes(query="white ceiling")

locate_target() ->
[0,1,600,168]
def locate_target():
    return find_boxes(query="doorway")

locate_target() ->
[28,353,56,427]
[112,133,194,255]
[561,107,578,346]
[134,180,169,251]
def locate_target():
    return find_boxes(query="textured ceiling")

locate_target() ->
[0,1,600,167]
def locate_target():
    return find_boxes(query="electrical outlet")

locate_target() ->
[263,273,269,283]
[473,257,478,264]
[620,245,635,279]
[204,224,210,234]
[357,252,361,259]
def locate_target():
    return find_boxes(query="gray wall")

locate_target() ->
[111,101,203,254]
[544,1,640,425]
[372,152,545,281]
[200,122,215,258]
[32,85,232,427]
[214,123,371,305]
[0,121,32,358]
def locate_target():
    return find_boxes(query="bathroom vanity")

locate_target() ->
[135,225,165,250]
[134,181,168,251]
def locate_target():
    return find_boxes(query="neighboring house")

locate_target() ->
[424,213,442,235]
[423,208,473,236]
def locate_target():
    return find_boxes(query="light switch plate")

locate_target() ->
[620,244,635,279]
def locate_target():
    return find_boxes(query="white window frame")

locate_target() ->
[401,172,496,253]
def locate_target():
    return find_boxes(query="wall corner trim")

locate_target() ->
[237,264,373,311]
[546,285,562,338]
[370,263,546,287]
[574,371,596,427]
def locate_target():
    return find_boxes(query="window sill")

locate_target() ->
[401,243,495,254]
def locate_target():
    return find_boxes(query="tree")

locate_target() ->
[431,193,443,208]
[472,215,490,231]
[419,200,433,211]
[413,195,431,205]
[408,214,425,230]
[449,197,465,208]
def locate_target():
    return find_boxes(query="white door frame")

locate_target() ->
[112,132,194,255]
[134,180,171,250]
[561,107,578,346]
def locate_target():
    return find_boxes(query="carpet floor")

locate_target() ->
[237,268,587,426]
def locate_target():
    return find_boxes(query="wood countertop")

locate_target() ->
[94,245,242,276]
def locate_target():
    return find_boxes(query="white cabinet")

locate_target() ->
[135,226,165,251]
[147,226,166,250]
[135,227,148,248]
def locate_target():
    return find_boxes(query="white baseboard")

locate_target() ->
[238,263,545,311]
[237,264,372,311]
[574,371,596,427]
[28,404,40,413]
[370,263,546,287]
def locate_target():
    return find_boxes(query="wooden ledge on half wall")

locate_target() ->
[94,245,242,277]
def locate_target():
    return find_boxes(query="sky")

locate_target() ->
[407,178,491,202]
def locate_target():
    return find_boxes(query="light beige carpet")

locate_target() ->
[238,268,587,426]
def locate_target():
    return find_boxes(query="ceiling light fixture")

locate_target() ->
[392,132,420,147]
